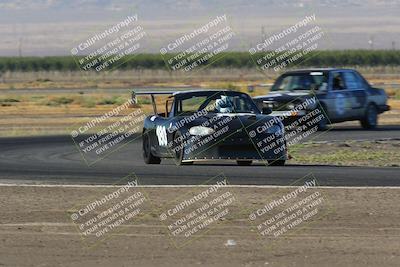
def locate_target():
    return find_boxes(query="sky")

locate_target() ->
[0,0,399,56]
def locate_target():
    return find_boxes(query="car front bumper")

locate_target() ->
[377,104,390,113]
[181,133,288,162]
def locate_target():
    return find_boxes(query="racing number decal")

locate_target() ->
[156,126,168,147]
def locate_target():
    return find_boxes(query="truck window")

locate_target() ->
[332,72,346,90]
[343,72,363,89]
[272,72,328,91]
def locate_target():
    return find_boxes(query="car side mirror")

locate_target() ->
[262,107,272,115]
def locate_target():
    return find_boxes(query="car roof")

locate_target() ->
[133,89,242,98]
[172,89,227,95]
[282,68,355,74]
[173,89,247,97]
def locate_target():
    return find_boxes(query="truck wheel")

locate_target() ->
[174,132,193,166]
[268,160,285,166]
[237,160,252,166]
[143,131,161,164]
[360,104,378,129]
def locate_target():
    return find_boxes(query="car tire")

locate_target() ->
[237,160,252,166]
[142,131,161,164]
[316,106,329,131]
[360,104,378,129]
[268,160,285,166]
[173,132,193,166]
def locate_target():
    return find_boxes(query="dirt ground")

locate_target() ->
[0,185,399,267]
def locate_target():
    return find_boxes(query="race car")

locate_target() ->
[132,90,288,166]
[253,68,390,130]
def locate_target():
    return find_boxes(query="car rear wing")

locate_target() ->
[132,90,175,115]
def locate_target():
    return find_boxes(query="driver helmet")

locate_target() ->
[215,95,233,113]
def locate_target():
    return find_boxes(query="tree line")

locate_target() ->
[0,50,399,72]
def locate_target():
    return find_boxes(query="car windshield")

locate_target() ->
[176,92,259,115]
[272,72,328,92]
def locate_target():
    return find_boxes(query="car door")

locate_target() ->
[328,71,353,121]
[149,100,174,156]
[146,114,170,157]
[342,70,368,118]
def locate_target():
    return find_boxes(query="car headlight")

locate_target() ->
[287,103,295,110]
[189,126,215,136]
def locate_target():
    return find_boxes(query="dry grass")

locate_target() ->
[2,67,399,91]
[1,72,399,137]
[0,68,270,90]
[290,140,400,167]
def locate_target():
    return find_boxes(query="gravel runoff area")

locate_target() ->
[0,183,399,267]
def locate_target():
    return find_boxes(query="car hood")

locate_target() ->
[253,91,313,103]
[175,113,279,132]
[253,91,319,111]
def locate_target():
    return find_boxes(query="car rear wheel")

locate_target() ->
[142,131,161,164]
[237,160,252,166]
[360,104,378,129]
[268,160,285,166]
[173,132,193,166]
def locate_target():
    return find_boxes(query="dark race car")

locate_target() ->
[133,90,288,166]
[253,68,390,130]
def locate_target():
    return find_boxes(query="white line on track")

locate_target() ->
[0,183,400,189]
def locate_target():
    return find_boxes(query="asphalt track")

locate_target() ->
[0,125,399,187]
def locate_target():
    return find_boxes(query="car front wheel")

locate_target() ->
[360,104,378,129]
[173,132,193,166]
[316,107,329,131]
[143,131,161,164]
